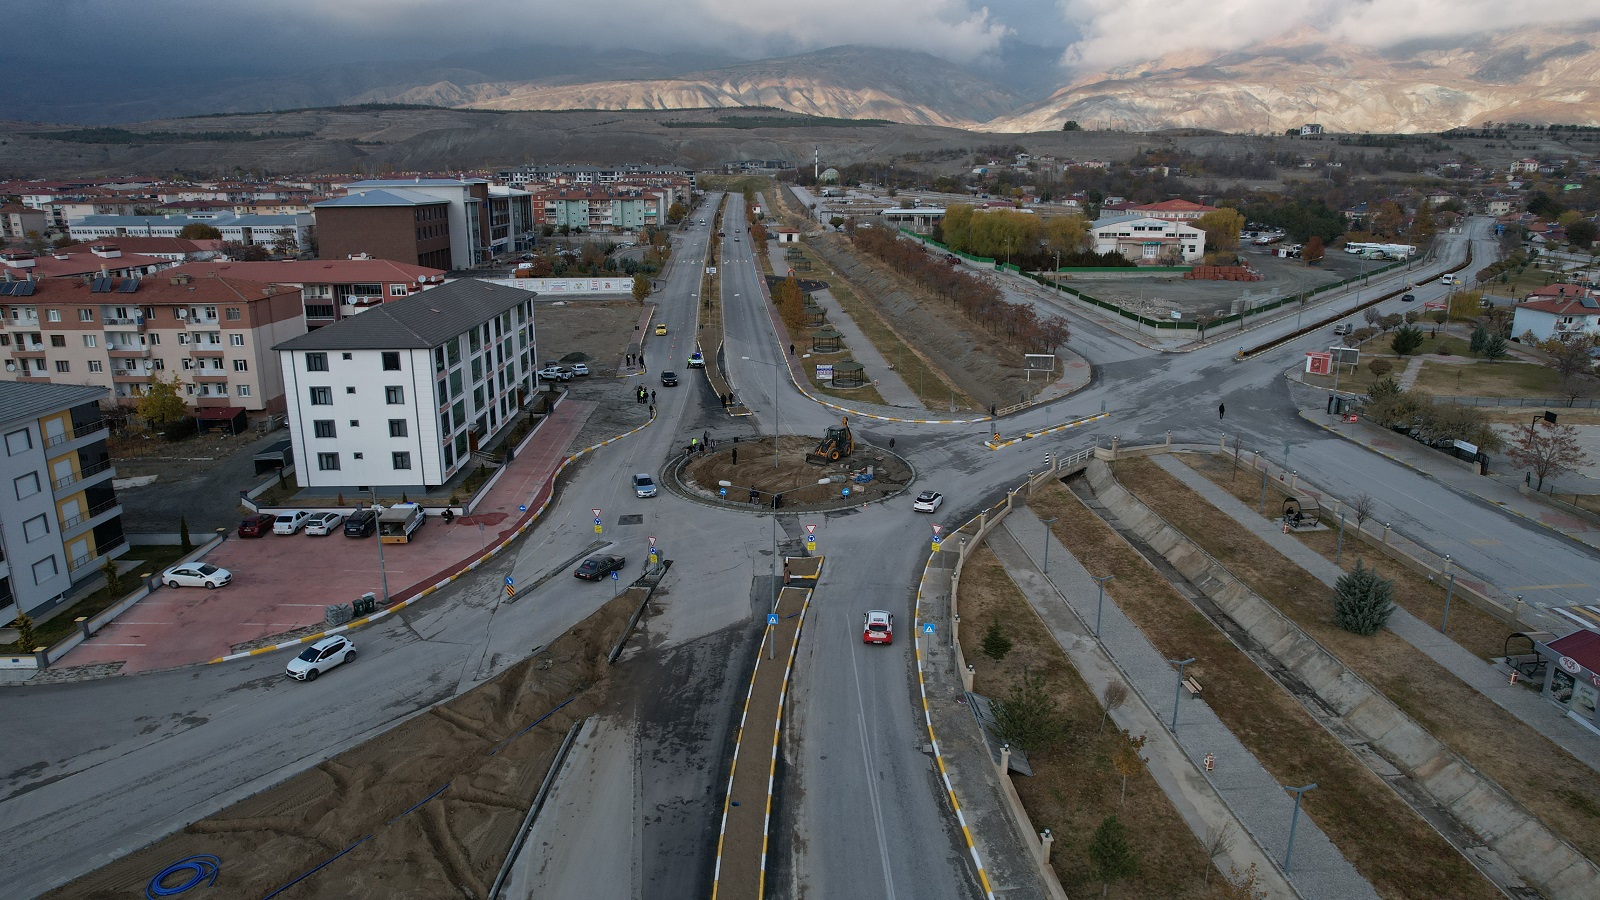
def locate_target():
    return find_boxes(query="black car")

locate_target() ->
[1402,292,1416,302]
[344,508,377,538]
[660,370,678,386]
[575,554,626,581]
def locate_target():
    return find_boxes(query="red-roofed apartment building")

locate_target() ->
[0,272,305,412]
[1132,199,1218,221]
[3,244,176,281]
[163,258,446,329]
[1511,285,1600,341]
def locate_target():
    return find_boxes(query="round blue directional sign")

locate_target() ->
[505,576,514,586]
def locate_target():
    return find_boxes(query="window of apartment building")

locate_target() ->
[148,333,158,345]
[203,306,217,320]
[443,442,454,468]
[470,357,482,383]
[313,420,337,438]
[348,419,360,428]
[32,555,58,585]
[345,386,356,395]
[382,351,401,371]
[177,333,189,345]
[309,386,332,405]
[55,360,69,373]
[5,429,31,455]
[0,335,8,346]
[440,412,451,435]
[392,452,411,470]
[23,513,50,542]
[225,307,241,321]
[317,452,340,471]
[233,359,248,372]
[88,360,103,373]
[305,352,328,372]
[50,334,65,347]
[389,284,407,297]
[46,309,61,322]
[230,334,244,347]
[152,358,164,371]
[385,386,404,405]
[237,385,251,397]
[388,419,407,438]
[79,309,94,322]
[205,332,221,345]
[14,472,40,500]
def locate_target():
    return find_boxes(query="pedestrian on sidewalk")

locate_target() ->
[889,437,895,450]
[732,446,737,465]
[789,343,795,355]
[651,390,657,403]
[1218,402,1226,420]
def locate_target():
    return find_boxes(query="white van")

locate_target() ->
[1441,273,1459,286]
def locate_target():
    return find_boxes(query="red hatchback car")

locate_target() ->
[863,610,894,644]
[237,513,274,538]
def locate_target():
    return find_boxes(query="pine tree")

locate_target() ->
[12,614,37,652]
[1470,324,1489,355]
[179,515,193,552]
[991,668,1068,754]
[1333,561,1396,635]
[981,618,1013,661]
[1088,814,1139,897]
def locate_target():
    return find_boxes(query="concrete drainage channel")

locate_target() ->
[1068,475,1544,900]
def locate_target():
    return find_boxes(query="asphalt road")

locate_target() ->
[9,211,1593,900]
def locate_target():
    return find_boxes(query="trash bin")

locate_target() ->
[353,592,377,616]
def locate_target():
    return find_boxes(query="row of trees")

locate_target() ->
[1359,378,1503,452]
[851,226,1070,354]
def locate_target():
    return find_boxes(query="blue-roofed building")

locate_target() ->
[312,178,520,270]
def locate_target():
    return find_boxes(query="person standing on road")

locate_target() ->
[1218,402,1226,420]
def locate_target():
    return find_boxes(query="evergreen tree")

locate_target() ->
[991,667,1068,754]
[179,515,193,552]
[1333,561,1396,635]
[981,618,1013,661]
[1390,324,1424,356]
[1483,333,1509,360]
[1088,815,1139,897]
[1470,324,1489,355]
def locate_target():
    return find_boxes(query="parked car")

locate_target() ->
[687,351,705,368]
[633,473,657,498]
[913,491,944,513]
[537,365,572,382]
[303,511,344,536]
[660,370,678,386]
[285,635,355,682]
[344,508,377,538]
[1402,292,1416,302]
[1332,323,1353,336]
[237,513,274,538]
[863,610,894,644]
[575,554,626,581]
[273,510,311,534]
[163,562,233,589]
[655,323,669,335]
[568,362,590,376]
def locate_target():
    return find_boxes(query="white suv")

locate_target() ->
[285,636,355,682]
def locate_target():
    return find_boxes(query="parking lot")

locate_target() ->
[61,399,596,674]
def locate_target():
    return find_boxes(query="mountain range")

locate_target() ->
[3,25,1598,136]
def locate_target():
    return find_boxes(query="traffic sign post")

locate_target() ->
[611,568,620,596]
[504,575,515,600]
[593,508,603,534]
[932,523,944,553]
[805,523,817,552]
[922,622,936,635]
[767,613,780,659]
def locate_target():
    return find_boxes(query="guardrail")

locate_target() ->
[44,420,107,449]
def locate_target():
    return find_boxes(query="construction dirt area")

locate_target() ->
[50,590,644,900]
[533,298,644,376]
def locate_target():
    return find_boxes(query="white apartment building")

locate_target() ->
[276,280,538,492]
[68,213,313,250]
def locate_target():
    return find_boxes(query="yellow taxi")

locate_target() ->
[655,323,668,335]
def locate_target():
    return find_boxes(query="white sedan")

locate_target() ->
[913,491,944,513]
[273,510,310,534]
[303,511,344,536]
[163,562,232,589]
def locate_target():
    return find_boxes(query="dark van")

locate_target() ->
[344,508,377,538]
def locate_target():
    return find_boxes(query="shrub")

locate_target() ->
[981,618,1013,661]
[1333,561,1396,635]
[1368,359,1393,378]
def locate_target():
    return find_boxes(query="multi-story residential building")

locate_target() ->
[0,272,305,412]
[529,188,666,234]
[316,179,492,270]
[1512,286,1600,341]
[3,244,176,281]
[497,163,692,188]
[68,213,312,250]
[275,280,538,492]
[1090,216,1207,263]
[1,204,50,241]
[163,258,446,329]
[0,381,126,621]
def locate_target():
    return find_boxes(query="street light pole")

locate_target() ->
[1168,657,1195,730]
[1283,783,1318,873]
[1093,574,1115,639]
[368,488,390,604]
[1042,517,1058,574]
[1441,555,1456,634]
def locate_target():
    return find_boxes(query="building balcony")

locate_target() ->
[184,317,221,329]
[101,316,146,328]
[187,346,226,357]
[43,419,108,451]
[67,533,126,576]
[12,345,46,357]
[191,372,229,383]
[106,344,151,358]
[61,498,121,538]
[111,371,151,384]
[52,459,115,494]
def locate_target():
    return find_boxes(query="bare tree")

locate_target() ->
[1204,822,1237,887]
[1099,681,1129,735]
[1350,493,1375,534]
[1363,307,1381,328]
[1509,422,1590,490]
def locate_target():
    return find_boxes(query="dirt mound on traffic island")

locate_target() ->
[49,591,642,900]
[679,436,912,510]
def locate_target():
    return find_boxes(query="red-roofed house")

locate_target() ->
[2,244,176,280]
[1536,629,1600,729]
[164,258,446,328]
[1511,286,1600,341]
[76,235,225,262]
[1132,199,1218,221]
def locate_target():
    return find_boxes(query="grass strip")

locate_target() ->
[1115,457,1600,869]
[1032,480,1500,899]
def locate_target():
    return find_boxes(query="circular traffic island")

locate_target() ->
[677,436,913,511]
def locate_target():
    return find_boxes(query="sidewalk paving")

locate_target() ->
[1151,452,1600,775]
[994,507,1373,899]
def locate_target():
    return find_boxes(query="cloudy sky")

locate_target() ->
[13,1,1600,81]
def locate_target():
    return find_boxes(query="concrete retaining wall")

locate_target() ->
[1084,458,1600,898]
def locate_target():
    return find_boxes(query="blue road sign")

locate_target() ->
[720,487,728,497]
[505,576,514,586]
[842,487,851,497]
[922,622,936,634]
[518,504,527,512]
[610,570,620,581]
[594,517,603,526]
[767,613,780,626]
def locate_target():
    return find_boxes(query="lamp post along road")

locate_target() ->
[1283,783,1318,873]
[366,487,390,604]
[1041,518,1058,574]
[741,355,782,467]
[1093,574,1114,639]
[1168,657,1195,730]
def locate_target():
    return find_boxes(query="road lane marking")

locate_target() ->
[849,619,898,900]
[1506,584,1590,591]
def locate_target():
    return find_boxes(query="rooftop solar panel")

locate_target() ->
[12,281,35,297]
[118,278,140,293]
